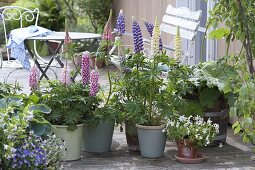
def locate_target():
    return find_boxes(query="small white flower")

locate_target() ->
[4,144,8,150]
[11,147,16,153]
[179,115,186,122]
[207,118,212,125]
[219,143,223,148]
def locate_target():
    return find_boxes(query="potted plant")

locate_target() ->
[172,60,238,146]
[40,62,100,160]
[82,68,117,153]
[39,36,99,160]
[0,93,64,169]
[120,17,173,158]
[166,114,219,163]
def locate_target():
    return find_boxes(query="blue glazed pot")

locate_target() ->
[136,124,166,158]
[83,119,115,152]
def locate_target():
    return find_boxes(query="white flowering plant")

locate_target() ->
[166,114,219,147]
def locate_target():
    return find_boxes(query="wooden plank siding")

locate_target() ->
[113,0,176,54]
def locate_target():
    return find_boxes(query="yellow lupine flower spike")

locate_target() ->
[174,26,182,60]
[151,16,160,57]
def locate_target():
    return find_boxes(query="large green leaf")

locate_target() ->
[30,121,52,136]
[29,104,52,114]
[209,28,230,39]
[193,61,238,93]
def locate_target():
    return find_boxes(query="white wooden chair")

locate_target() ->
[0,6,43,68]
[144,4,202,64]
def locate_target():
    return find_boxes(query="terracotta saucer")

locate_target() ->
[175,153,207,164]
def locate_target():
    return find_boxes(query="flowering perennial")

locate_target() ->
[8,134,47,169]
[174,26,182,60]
[64,29,72,45]
[102,10,113,41]
[81,51,90,85]
[151,17,160,56]
[29,65,39,91]
[116,9,125,36]
[132,16,144,53]
[143,19,163,51]
[166,114,219,147]
[60,66,71,85]
[89,70,99,96]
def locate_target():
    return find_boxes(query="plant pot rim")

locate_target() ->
[52,124,84,128]
[136,124,166,130]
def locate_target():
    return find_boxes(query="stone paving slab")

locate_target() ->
[62,128,255,170]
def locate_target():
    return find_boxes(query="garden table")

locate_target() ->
[25,32,101,80]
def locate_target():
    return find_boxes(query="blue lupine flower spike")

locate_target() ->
[116,9,125,36]
[132,16,144,53]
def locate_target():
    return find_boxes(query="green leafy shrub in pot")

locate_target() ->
[40,80,99,130]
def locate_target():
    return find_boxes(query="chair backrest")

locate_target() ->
[0,6,39,61]
[160,4,202,41]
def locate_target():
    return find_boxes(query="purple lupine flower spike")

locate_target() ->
[60,66,71,85]
[89,70,99,96]
[132,16,144,53]
[142,18,163,51]
[29,65,39,91]
[116,9,125,36]
[81,51,90,85]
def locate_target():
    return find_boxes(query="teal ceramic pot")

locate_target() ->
[52,124,83,161]
[136,124,166,158]
[83,119,115,152]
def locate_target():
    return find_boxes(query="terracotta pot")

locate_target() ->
[125,120,139,151]
[96,59,105,68]
[176,139,198,158]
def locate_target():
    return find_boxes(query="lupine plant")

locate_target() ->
[95,10,113,65]
[81,51,90,85]
[174,26,182,60]
[116,9,125,36]
[142,18,163,51]
[29,65,39,92]
[132,16,144,54]
[114,17,175,126]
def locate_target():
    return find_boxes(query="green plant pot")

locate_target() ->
[83,119,115,152]
[52,124,83,161]
[136,124,166,158]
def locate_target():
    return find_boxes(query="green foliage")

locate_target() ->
[0,82,21,98]
[168,60,237,117]
[78,0,113,33]
[208,1,255,146]
[208,0,255,74]
[0,95,52,167]
[112,50,180,126]
[37,0,65,31]
[208,28,230,39]
[41,81,99,130]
